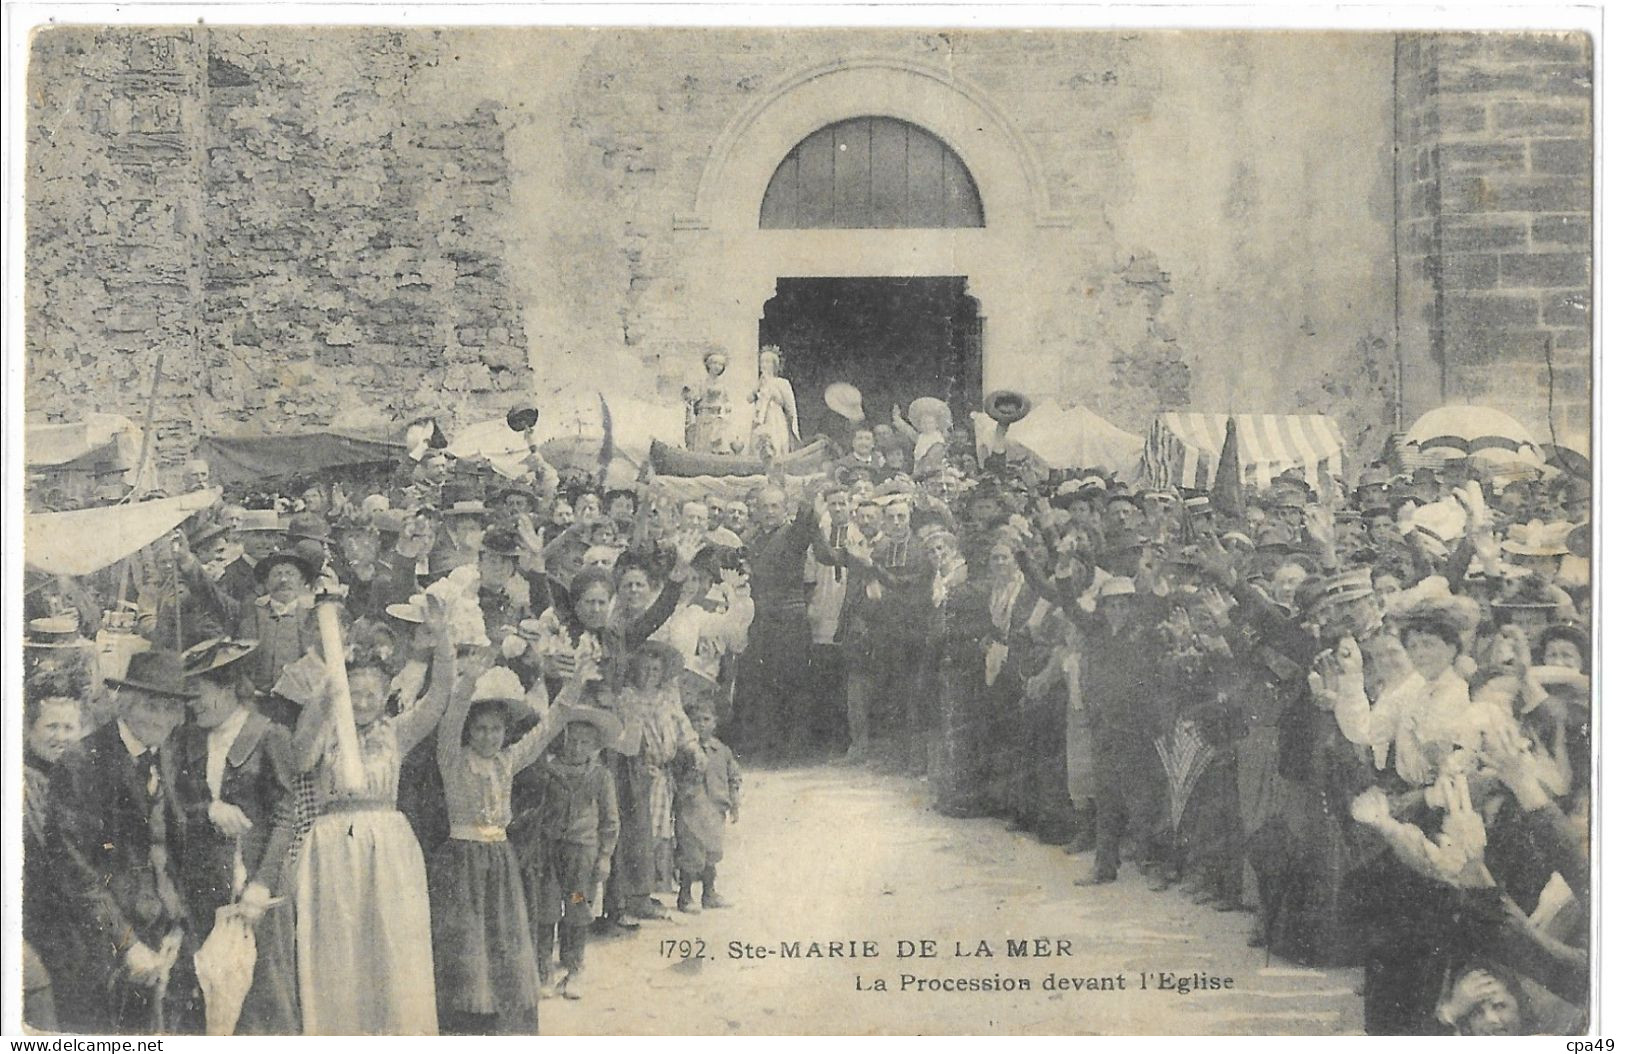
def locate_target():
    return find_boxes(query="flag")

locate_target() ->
[596,394,615,490]
[1212,416,1243,518]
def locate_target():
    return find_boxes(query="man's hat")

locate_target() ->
[24,615,93,650]
[444,500,489,520]
[105,649,198,699]
[385,594,431,624]
[1302,567,1375,611]
[482,529,527,559]
[493,487,536,507]
[1254,525,1300,553]
[188,518,232,550]
[1502,519,1574,557]
[238,509,284,533]
[285,512,332,544]
[1052,479,1094,508]
[555,704,624,743]
[254,547,318,584]
[506,406,541,433]
[182,637,260,680]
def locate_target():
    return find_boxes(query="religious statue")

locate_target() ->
[749,345,800,459]
[682,349,738,454]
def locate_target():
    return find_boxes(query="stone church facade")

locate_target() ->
[24,27,1591,472]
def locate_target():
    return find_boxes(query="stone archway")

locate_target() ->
[673,57,1072,447]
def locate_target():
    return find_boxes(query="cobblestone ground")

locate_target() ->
[540,765,1363,1035]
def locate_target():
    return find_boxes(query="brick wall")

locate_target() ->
[1394,32,1593,447]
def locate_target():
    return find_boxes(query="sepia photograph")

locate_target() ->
[5,7,1600,1038]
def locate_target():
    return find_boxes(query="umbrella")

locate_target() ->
[195,907,257,1036]
[1405,405,1540,460]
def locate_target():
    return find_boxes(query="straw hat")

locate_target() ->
[907,396,950,432]
[824,383,866,423]
[554,704,623,742]
[182,637,260,679]
[471,666,527,706]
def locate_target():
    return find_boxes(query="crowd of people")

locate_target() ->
[20,381,1592,1036]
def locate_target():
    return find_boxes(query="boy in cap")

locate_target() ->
[512,706,622,1001]
[672,704,742,913]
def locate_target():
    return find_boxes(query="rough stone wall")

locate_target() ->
[506,29,1398,457]
[26,27,534,472]
[1395,32,1593,447]
[26,30,209,469]
[29,28,1438,472]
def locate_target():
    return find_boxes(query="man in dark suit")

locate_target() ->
[48,651,201,1034]
[173,638,300,1034]
[817,494,934,766]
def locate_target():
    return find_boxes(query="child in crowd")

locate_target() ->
[672,704,741,913]
[429,661,585,1033]
[511,704,622,1000]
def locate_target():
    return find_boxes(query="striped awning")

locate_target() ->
[1143,413,1346,492]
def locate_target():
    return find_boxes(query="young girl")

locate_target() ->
[290,600,455,1035]
[672,704,740,913]
[430,661,585,1034]
[614,642,700,904]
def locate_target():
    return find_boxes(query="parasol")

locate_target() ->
[1404,405,1541,461]
[194,907,257,1036]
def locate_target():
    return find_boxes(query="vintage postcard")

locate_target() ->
[9,11,1597,1038]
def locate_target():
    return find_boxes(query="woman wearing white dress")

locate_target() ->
[749,347,799,459]
[290,606,455,1035]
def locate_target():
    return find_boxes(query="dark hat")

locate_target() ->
[443,499,489,520]
[1537,621,1589,662]
[482,529,527,559]
[105,649,198,699]
[506,405,541,432]
[254,547,318,584]
[285,512,332,544]
[1103,489,1141,509]
[182,637,260,680]
[24,615,93,650]
[493,487,536,507]
[187,518,232,550]
[1305,567,1375,610]
[1254,525,1299,552]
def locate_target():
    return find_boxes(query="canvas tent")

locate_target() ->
[26,488,223,577]
[1143,412,1347,492]
[197,431,405,486]
[971,400,1143,475]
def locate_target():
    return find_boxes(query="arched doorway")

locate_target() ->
[673,58,1074,450]
[754,117,985,439]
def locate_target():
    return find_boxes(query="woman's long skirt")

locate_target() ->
[294,810,437,1035]
[429,839,540,1030]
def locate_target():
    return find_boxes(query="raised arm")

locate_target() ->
[436,651,483,775]
[397,603,457,752]
[508,663,591,773]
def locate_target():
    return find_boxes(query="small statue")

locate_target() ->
[749,346,800,459]
[683,350,737,454]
